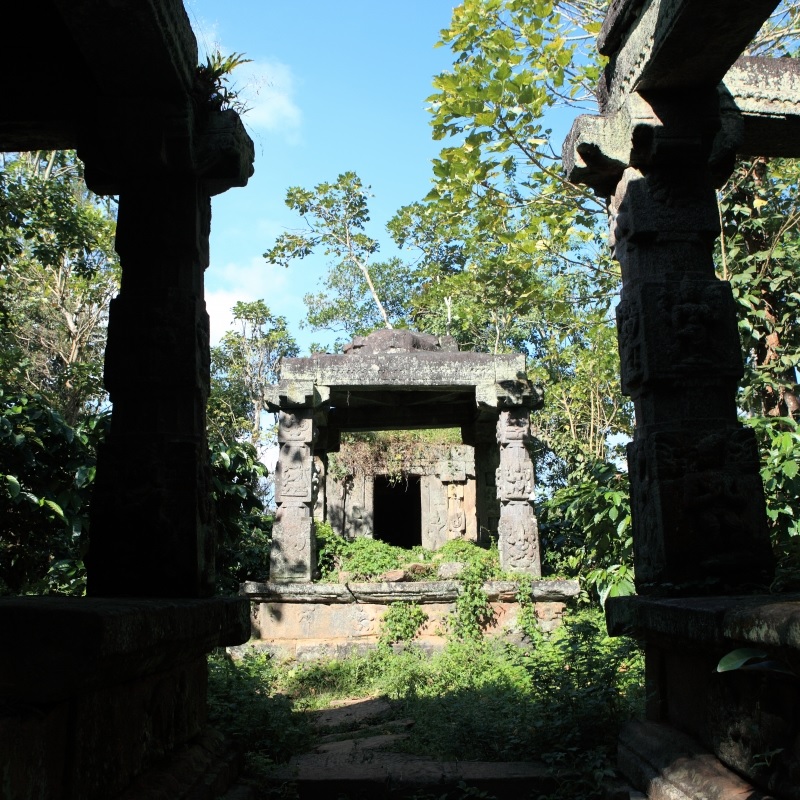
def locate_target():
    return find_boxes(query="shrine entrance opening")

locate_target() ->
[372,474,422,548]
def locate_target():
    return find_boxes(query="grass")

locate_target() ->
[207,606,644,800]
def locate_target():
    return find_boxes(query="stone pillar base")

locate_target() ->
[0,597,249,800]
[619,720,773,800]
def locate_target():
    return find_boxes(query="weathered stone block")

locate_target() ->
[0,703,69,800]
[275,444,313,503]
[497,502,541,576]
[278,410,315,445]
[617,280,743,395]
[496,445,535,502]
[627,429,774,593]
[270,505,315,582]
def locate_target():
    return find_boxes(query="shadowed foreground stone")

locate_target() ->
[267,751,559,800]
[619,720,775,800]
[0,597,249,800]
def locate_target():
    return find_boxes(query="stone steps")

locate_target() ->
[254,694,595,799]
[224,693,642,799]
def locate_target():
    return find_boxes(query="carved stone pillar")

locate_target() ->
[474,422,500,545]
[609,98,774,594]
[270,409,317,582]
[313,453,327,521]
[88,177,215,597]
[496,409,541,575]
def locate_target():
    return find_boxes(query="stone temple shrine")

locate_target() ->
[265,329,544,581]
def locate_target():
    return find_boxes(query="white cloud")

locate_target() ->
[205,255,304,345]
[237,60,303,141]
[185,8,302,142]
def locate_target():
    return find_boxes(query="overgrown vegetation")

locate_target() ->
[327,428,463,486]
[208,606,644,799]
[314,520,503,583]
[0,386,272,597]
[0,388,106,595]
[211,440,273,594]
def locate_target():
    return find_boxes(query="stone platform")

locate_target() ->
[0,596,250,800]
[607,594,800,798]
[239,579,580,660]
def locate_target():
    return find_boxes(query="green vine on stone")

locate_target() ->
[379,602,428,647]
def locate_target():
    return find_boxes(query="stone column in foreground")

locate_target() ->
[88,177,215,597]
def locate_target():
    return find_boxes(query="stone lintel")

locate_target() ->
[241,579,580,605]
[327,401,476,433]
[724,56,800,158]
[52,0,197,98]
[598,0,780,112]
[0,596,250,702]
[280,351,526,390]
[606,593,800,652]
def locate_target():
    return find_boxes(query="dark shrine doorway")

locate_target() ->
[373,475,422,548]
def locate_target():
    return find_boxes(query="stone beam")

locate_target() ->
[52,0,197,97]
[598,0,781,112]
[326,401,477,433]
[279,352,528,393]
[723,56,800,158]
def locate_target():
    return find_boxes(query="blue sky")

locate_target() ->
[186,1,461,352]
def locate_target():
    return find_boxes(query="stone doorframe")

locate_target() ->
[265,330,544,582]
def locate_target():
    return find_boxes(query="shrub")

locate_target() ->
[0,387,107,595]
[379,601,429,647]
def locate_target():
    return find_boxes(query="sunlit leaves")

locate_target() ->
[265,172,410,339]
[0,151,119,422]
[209,300,298,448]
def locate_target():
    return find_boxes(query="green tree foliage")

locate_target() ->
[208,299,298,447]
[399,0,800,596]
[0,151,119,424]
[211,440,273,593]
[541,458,634,603]
[264,172,414,341]
[0,387,108,595]
[207,301,293,587]
[390,0,632,471]
[718,157,800,419]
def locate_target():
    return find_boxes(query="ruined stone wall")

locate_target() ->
[325,443,479,547]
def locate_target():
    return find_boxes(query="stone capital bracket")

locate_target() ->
[563,89,738,197]
[195,110,255,196]
[266,381,331,412]
[475,379,543,412]
[80,104,254,198]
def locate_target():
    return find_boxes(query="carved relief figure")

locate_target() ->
[280,463,310,499]
[496,454,534,502]
[279,411,312,443]
[448,499,466,535]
